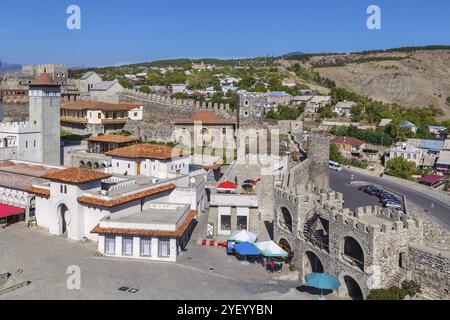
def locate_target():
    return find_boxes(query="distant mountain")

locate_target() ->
[284,51,306,57]
[0,61,21,74]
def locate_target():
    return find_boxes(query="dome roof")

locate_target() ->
[32,73,57,86]
[191,110,222,121]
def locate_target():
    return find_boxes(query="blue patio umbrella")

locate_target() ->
[305,273,341,299]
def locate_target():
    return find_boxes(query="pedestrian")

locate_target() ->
[262,257,268,268]
[270,260,275,274]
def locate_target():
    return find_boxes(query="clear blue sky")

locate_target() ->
[1,0,449,67]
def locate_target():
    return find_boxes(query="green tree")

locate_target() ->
[385,157,417,180]
[330,144,342,163]
[139,85,150,94]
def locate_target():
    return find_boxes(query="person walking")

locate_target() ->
[270,260,275,274]
[262,257,268,269]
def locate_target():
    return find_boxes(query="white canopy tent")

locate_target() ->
[228,230,258,243]
[253,241,289,258]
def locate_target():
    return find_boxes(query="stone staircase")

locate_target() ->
[386,272,404,288]
[303,215,328,246]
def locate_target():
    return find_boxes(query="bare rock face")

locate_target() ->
[314,49,450,115]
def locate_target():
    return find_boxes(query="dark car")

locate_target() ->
[359,185,381,196]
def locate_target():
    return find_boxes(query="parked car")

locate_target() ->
[359,185,381,196]
[385,202,402,210]
[381,197,401,205]
[329,161,343,172]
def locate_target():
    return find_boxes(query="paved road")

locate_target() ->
[329,169,450,231]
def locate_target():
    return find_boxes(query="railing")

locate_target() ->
[303,232,329,252]
[278,220,292,232]
[341,253,364,272]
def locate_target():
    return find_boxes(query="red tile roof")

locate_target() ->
[43,168,112,184]
[105,143,183,160]
[91,210,197,238]
[87,134,139,144]
[78,184,176,208]
[28,186,50,198]
[173,111,237,125]
[31,73,58,86]
[419,174,444,184]
[331,136,364,146]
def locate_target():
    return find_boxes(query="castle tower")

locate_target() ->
[307,134,330,189]
[28,73,61,165]
[237,92,266,126]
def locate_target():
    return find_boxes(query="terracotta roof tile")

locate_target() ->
[91,210,197,238]
[43,168,112,184]
[32,73,58,86]
[62,101,141,112]
[87,134,139,144]
[28,186,50,198]
[173,110,237,125]
[105,144,183,160]
[78,184,176,208]
[331,136,364,146]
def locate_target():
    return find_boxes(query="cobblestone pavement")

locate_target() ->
[0,223,341,300]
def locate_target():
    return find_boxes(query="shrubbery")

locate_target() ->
[367,281,421,300]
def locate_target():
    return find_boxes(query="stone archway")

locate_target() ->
[341,236,365,271]
[278,238,294,261]
[279,207,293,232]
[57,203,71,237]
[304,251,324,275]
[342,275,364,300]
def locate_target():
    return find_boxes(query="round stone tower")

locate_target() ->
[307,134,330,189]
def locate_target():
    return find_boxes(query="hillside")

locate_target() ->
[296,48,450,116]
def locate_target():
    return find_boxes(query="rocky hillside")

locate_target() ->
[303,49,450,115]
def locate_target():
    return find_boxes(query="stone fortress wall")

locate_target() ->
[273,134,450,300]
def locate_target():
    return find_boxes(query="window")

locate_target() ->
[98,113,101,119]
[64,185,67,194]
[60,185,64,193]
[140,237,151,257]
[34,140,36,147]
[134,112,138,117]
[26,141,28,148]
[105,235,116,255]
[122,236,133,256]
[237,216,248,230]
[128,163,131,169]
[158,238,170,257]
[221,215,231,231]
[116,162,119,167]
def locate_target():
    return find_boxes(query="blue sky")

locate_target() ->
[1,0,449,67]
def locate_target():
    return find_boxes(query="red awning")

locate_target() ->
[419,175,443,185]
[0,204,25,219]
[217,180,237,190]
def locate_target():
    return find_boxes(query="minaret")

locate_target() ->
[28,73,61,165]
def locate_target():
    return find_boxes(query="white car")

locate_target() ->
[385,202,402,210]
[329,161,343,172]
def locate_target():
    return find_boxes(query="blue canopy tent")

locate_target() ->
[233,242,262,262]
[305,273,341,299]
[234,242,261,255]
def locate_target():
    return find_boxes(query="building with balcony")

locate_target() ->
[60,101,143,136]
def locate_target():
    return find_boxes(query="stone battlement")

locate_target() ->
[0,121,39,133]
[325,205,422,235]
[120,89,232,111]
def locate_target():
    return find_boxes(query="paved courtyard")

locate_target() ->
[0,223,341,300]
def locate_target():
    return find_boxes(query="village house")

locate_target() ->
[331,136,365,158]
[333,101,357,117]
[436,151,450,173]
[266,91,293,106]
[89,80,125,103]
[87,134,139,154]
[60,101,143,136]
[384,142,422,167]
[304,96,332,114]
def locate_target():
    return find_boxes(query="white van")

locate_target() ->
[329,161,343,172]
